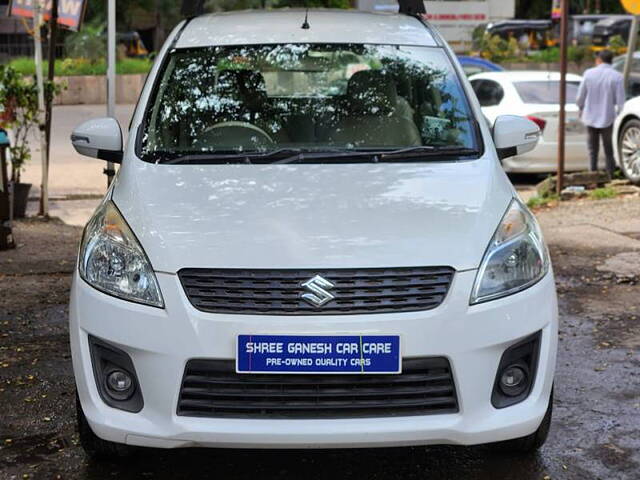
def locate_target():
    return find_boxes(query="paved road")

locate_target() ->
[21,104,135,199]
[1,197,639,479]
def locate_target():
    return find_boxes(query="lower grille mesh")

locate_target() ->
[177,358,458,419]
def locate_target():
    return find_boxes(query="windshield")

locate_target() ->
[140,43,479,162]
[513,81,580,105]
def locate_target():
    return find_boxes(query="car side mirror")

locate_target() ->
[492,115,541,160]
[71,117,123,163]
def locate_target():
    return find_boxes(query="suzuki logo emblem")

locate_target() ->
[301,275,335,307]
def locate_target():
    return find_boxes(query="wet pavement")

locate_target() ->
[1,199,640,480]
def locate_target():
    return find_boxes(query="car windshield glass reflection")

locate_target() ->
[141,43,479,162]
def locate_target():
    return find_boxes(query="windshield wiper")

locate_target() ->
[154,146,480,166]
[378,146,481,160]
[156,148,307,165]
[272,150,382,165]
[273,146,481,165]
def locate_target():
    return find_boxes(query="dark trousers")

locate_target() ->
[587,125,615,177]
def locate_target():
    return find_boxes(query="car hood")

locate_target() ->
[112,158,513,273]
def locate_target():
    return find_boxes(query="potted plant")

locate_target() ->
[0,65,39,218]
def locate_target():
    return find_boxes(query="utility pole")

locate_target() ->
[557,0,569,196]
[106,0,116,186]
[34,1,48,217]
[623,16,639,93]
[42,0,58,216]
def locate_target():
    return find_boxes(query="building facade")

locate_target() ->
[357,0,516,52]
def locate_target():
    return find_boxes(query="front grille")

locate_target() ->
[177,358,458,419]
[178,267,455,315]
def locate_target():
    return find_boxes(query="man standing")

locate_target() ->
[576,50,626,178]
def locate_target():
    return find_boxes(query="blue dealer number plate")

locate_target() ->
[236,335,401,374]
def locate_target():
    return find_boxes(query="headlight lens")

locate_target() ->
[79,200,164,308]
[470,199,549,304]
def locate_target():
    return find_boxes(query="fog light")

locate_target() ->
[105,369,133,400]
[499,364,528,397]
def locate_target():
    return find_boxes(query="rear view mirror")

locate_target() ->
[71,117,123,163]
[492,115,541,160]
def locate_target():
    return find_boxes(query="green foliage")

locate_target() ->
[478,33,519,63]
[568,45,594,64]
[117,58,154,74]
[527,47,559,63]
[64,20,106,63]
[0,66,38,182]
[526,46,594,64]
[516,0,624,19]
[589,187,617,200]
[527,194,559,209]
[7,58,152,77]
[608,35,626,53]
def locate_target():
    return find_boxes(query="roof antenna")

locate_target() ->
[301,9,310,30]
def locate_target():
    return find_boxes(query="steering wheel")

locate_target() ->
[198,121,274,150]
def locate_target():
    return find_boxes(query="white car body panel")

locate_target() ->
[71,269,557,448]
[470,71,588,173]
[177,10,438,49]
[112,159,512,273]
[613,95,640,167]
[70,10,557,451]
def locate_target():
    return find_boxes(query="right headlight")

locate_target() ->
[470,199,549,305]
[79,200,164,308]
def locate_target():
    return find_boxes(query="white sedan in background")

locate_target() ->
[470,71,587,173]
[614,96,640,184]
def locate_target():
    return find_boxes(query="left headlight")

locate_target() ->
[470,199,549,305]
[79,200,164,308]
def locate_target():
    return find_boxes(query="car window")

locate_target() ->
[514,81,580,104]
[141,43,479,160]
[470,79,504,107]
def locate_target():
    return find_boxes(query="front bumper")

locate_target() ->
[70,269,558,449]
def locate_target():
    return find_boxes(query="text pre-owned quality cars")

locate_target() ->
[69,9,557,459]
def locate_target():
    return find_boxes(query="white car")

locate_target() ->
[614,96,640,184]
[69,10,557,460]
[470,71,588,173]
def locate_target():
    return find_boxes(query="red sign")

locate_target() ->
[9,0,87,31]
[427,13,487,21]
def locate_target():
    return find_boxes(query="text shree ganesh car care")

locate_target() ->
[69,9,558,459]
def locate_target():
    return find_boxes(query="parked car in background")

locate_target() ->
[469,71,587,173]
[68,9,557,461]
[614,96,640,184]
[613,52,640,98]
[457,56,503,77]
[591,16,633,51]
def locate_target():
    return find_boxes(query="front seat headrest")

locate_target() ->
[346,70,398,116]
[216,70,268,110]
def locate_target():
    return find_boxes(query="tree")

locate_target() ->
[516,0,623,19]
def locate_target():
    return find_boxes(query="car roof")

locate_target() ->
[176,9,438,49]
[469,71,583,82]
